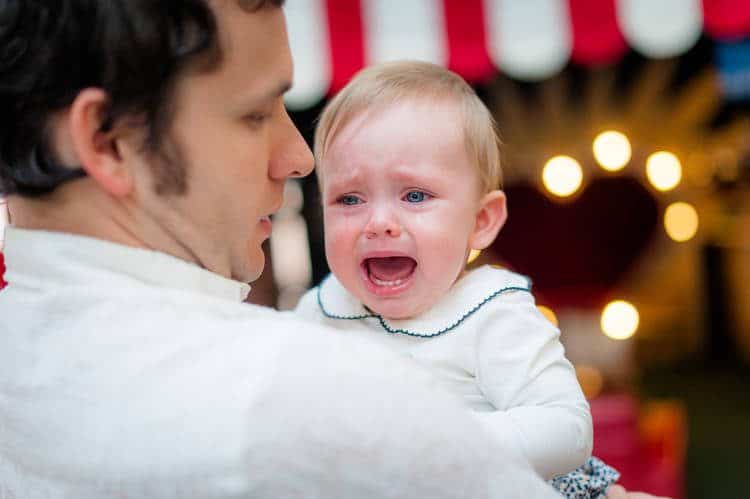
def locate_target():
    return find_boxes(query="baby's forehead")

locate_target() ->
[360,96,462,128]
[326,98,464,153]
[315,95,476,187]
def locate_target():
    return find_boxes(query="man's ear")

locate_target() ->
[68,88,133,197]
[468,190,507,251]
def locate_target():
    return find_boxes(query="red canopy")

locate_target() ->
[284,0,750,109]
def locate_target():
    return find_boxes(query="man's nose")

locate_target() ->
[270,109,315,180]
[364,205,402,239]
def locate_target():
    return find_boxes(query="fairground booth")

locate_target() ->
[1,1,749,497]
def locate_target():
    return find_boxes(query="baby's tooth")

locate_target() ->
[371,275,403,287]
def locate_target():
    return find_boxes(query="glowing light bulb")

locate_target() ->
[542,156,583,198]
[601,300,639,340]
[593,131,631,171]
[664,202,699,242]
[646,151,682,191]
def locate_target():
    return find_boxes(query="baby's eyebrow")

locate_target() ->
[387,166,437,184]
[323,170,366,191]
[323,163,440,194]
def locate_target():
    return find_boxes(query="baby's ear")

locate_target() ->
[468,190,507,251]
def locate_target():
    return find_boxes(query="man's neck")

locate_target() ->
[7,180,197,267]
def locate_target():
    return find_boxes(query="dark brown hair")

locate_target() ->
[0,0,284,197]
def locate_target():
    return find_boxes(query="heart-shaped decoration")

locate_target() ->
[490,177,659,308]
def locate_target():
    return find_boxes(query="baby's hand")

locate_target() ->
[606,484,671,499]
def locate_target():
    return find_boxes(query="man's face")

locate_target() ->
[134,3,313,283]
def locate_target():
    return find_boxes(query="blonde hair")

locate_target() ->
[314,60,503,192]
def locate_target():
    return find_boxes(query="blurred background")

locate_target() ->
[1,1,748,497]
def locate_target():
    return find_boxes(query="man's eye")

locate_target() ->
[340,195,362,206]
[246,112,270,126]
[404,190,429,203]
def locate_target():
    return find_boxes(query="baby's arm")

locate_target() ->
[474,290,593,480]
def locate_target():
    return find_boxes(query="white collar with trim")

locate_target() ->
[3,227,251,303]
[317,265,531,337]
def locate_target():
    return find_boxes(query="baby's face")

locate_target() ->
[319,100,484,319]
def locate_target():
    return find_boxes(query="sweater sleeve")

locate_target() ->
[474,290,593,479]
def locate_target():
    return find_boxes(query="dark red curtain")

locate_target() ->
[490,177,659,308]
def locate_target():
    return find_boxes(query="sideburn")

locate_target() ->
[150,137,189,196]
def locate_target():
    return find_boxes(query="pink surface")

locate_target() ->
[591,394,685,499]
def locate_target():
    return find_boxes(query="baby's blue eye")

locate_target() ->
[404,190,428,203]
[340,195,361,205]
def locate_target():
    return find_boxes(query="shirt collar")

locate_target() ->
[317,265,531,337]
[3,227,252,302]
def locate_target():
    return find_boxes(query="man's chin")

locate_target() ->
[235,251,265,284]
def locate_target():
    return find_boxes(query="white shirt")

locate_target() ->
[296,265,593,479]
[0,228,558,499]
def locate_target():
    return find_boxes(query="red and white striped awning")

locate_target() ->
[284,0,750,109]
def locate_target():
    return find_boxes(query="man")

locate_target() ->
[0,1,556,497]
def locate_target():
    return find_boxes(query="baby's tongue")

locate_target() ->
[367,257,416,282]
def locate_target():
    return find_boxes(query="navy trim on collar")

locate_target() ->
[316,270,532,338]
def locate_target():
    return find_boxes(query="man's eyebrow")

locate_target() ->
[271,81,293,98]
[324,170,364,191]
[236,81,292,108]
[254,81,293,104]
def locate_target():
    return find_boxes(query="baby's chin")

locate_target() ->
[360,295,435,321]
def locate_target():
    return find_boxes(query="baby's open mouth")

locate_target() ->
[364,256,417,287]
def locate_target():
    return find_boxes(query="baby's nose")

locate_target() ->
[364,208,402,238]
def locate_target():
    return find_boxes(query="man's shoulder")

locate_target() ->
[293,285,323,318]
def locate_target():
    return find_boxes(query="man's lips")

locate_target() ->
[259,216,272,235]
[259,197,283,233]
[264,197,284,220]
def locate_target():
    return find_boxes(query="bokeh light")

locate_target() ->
[714,147,740,183]
[664,202,699,242]
[646,151,682,191]
[593,131,632,171]
[542,155,583,198]
[537,305,559,327]
[575,364,604,400]
[601,300,639,340]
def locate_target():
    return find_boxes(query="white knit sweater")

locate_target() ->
[0,227,557,499]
